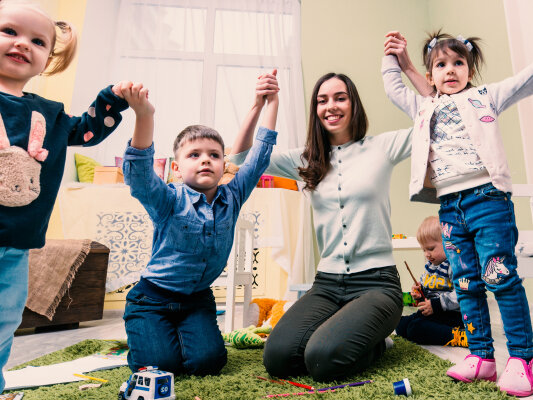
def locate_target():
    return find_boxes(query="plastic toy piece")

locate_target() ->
[118,366,175,400]
[259,175,274,188]
[222,325,270,348]
[392,234,407,239]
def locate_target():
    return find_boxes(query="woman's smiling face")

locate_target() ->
[316,77,352,144]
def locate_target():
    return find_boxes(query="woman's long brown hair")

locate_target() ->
[298,73,368,191]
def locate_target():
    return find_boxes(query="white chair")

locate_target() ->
[212,215,255,333]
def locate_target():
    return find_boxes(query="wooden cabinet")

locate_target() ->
[18,241,110,330]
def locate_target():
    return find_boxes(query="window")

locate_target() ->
[69,0,305,177]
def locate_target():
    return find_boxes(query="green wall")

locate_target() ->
[301,0,532,290]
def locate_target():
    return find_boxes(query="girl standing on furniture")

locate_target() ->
[229,72,412,381]
[383,30,533,396]
[0,0,136,392]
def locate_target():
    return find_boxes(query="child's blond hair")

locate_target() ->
[0,0,77,75]
[416,216,441,246]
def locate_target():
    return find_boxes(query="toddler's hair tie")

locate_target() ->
[427,37,437,54]
[456,35,473,52]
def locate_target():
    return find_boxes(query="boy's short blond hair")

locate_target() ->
[416,216,442,245]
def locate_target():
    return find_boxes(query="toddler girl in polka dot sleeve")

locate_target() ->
[0,1,133,393]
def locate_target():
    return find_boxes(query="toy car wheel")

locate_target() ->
[159,383,170,395]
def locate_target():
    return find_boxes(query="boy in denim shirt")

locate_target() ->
[116,72,279,376]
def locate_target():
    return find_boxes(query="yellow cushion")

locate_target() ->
[75,153,101,183]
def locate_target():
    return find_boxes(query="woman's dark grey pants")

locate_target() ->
[263,266,403,381]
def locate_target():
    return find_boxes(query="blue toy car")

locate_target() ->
[118,366,175,400]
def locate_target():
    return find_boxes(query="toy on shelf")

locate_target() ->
[392,234,407,239]
[259,175,274,188]
[118,366,175,400]
[256,175,299,190]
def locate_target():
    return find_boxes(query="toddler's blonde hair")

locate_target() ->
[416,216,442,246]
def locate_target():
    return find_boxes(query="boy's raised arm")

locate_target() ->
[113,81,155,149]
[231,69,279,154]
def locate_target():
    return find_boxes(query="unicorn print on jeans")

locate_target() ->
[482,256,509,284]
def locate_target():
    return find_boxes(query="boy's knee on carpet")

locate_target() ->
[184,348,228,376]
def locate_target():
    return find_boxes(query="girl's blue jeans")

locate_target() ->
[123,278,227,376]
[0,247,29,393]
[439,183,533,360]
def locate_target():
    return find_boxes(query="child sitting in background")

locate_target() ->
[396,216,464,346]
[118,71,279,376]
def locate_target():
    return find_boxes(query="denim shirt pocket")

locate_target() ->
[170,217,204,254]
[216,221,233,255]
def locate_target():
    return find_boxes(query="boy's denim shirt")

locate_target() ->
[123,127,277,294]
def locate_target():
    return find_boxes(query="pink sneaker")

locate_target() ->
[497,357,533,397]
[446,354,497,383]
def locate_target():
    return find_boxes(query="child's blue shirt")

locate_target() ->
[123,127,277,294]
[420,259,459,313]
[0,86,129,249]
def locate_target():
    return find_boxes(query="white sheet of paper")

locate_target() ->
[4,354,128,390]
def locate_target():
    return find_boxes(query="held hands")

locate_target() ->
[255,69,279,109]
[113,81,154,149]
[230,68,280,153]
[112,81,155,117]
[384,31,414,73]
[385,31,435,96]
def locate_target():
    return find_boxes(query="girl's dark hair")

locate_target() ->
[298,73,368,191]
[423,30,484,88]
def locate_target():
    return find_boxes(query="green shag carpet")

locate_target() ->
[5,337,511,400]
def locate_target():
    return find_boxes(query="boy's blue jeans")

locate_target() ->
[0,247,29,393]
[439,183,533,360]
[123,278,227,376]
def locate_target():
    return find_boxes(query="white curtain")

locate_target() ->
[503,0,533,183]
[65,0,306,182]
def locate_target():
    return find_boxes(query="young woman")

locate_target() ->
[229,72,412,381]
